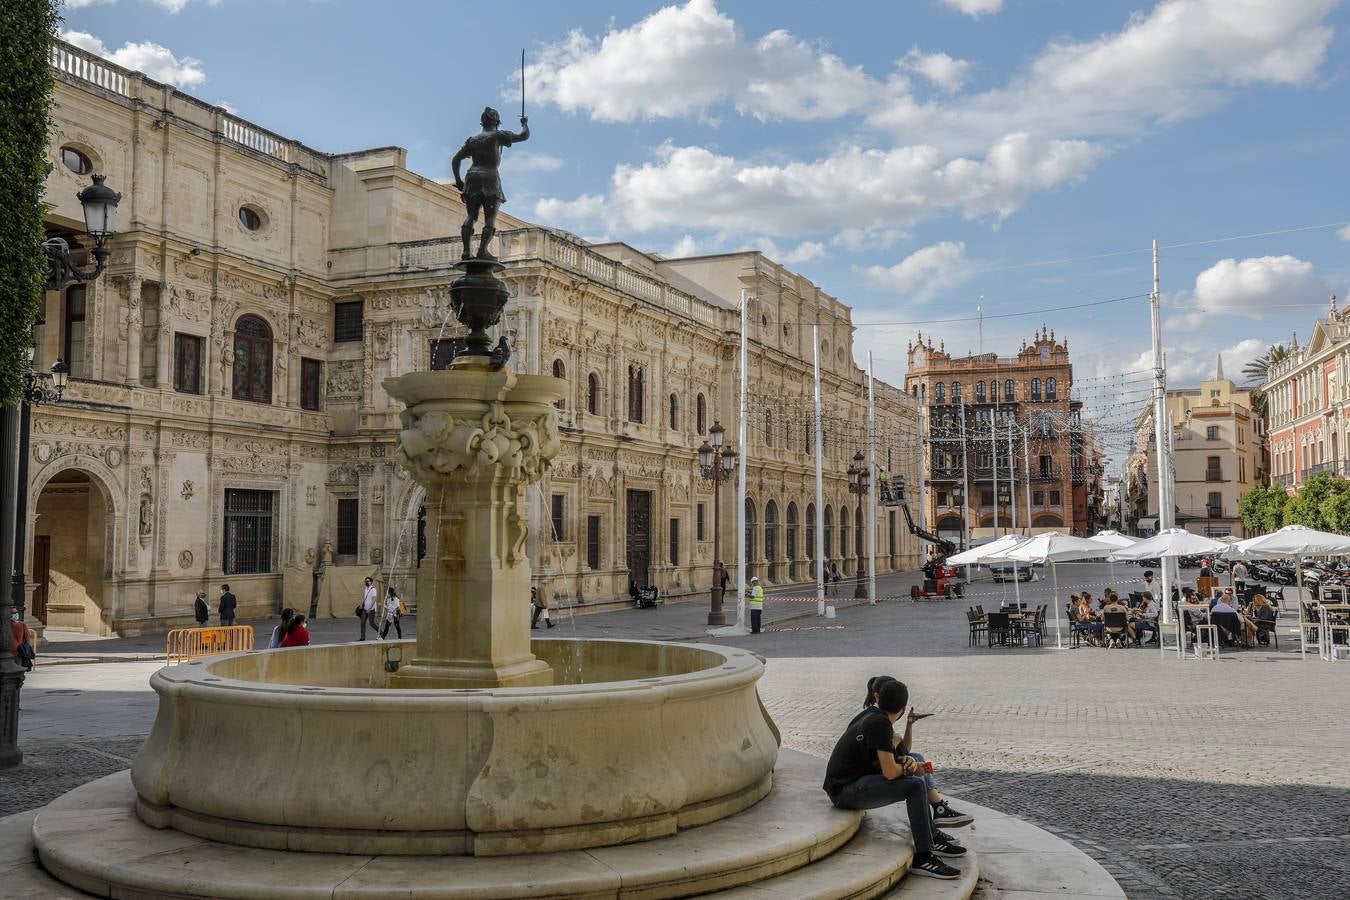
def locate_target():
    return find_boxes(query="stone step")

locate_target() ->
[21,750,866,900]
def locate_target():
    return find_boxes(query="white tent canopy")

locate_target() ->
[947,534,1027,567]
[1090,530,1140,548]
[1230,524,1350,558]
[989,534,1118,648]
[1109,528,1232,561]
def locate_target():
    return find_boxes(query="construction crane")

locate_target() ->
[891,475,957,558]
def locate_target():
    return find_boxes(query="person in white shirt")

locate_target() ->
[1232,561,1249,595]
[360,577,379,641]
[380,586,404,639]
[1138,570,1157,601]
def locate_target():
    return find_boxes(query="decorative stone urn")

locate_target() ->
[384,361,564,688]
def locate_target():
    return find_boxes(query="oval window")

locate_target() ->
[238,206,264,231]
[61,146,92,175]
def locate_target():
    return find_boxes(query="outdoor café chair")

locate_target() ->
[986,612,1013,648]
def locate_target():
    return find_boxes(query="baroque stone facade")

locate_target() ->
[30,40,920,634]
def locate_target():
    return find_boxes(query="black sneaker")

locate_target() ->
[932,800,974,828]
[932,835,967,858]
[911,853,961,879]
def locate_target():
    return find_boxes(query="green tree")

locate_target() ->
[1320,491,1350,535]
[1282,473,1350,530]
[1239,484,1290,535]
[0,1,60,405]
[1242,343,1292,385]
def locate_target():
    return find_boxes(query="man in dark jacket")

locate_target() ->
[218,584,237,626]
[193,590,210,627]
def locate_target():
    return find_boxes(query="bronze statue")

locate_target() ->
[452,107,529,260]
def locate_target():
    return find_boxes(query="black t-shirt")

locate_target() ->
[823,708,894,797]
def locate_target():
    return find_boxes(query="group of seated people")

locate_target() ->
[1177,585,1278,648]
[1069,588,1159,647]
[1067,569,1281,649]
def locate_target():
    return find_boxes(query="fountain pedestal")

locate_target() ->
[384,363,562,689]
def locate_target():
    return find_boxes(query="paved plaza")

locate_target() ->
[7,563,1350,899]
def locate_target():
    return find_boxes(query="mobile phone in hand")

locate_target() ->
[910,712,935,721]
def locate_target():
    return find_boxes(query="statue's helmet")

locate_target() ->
[481,106,501,128]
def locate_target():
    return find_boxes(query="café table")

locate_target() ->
[1318,603,1350,662]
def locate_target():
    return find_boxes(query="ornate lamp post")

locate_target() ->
[698,421,737,626]
[2,174,118,769]
[847,450,869,599]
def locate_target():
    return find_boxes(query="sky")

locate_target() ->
[59,0,1350,468]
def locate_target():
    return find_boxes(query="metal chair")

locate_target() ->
[967,608,987,647]
[986,612,1013,648]
[1102,611,1130,648]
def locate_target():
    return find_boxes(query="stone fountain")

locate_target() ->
[17,113,946,900]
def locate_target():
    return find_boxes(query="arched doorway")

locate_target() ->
[936,515,962,549]
[764,500,779,583]
[32,468,113,634]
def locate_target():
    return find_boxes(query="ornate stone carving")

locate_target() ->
[397,401,560,486]
[327,361,361,400]
[178,549,194,569]
[181,480,194,500]
[139,495,154,537]
[306,485,318,505]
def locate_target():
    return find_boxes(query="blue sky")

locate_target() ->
[61,0,1350,464]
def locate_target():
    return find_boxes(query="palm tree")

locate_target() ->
[1242,343,1291,385]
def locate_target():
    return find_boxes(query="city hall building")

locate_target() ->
[31,40,921,635]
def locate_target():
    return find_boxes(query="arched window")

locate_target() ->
[232,314,273,404]
[1031,378,1042,401]
[823,506,834,559]
[744,499,757,564]
[765,501,779,582]
[627,365,645,423]
[806,503,816,561]
[1005,379,1015,402]
[669,393,679,431]
[1047,377,1057,401]
[786,502,799,578]
[765,410,774,447]
[935,383,945,404]
[839,505,851,565]
[855,506,864,556]
[552,359,566,409]
[975,381,986,402]
[696,393,706,434]
[951,382,961,402]
[587,373,600,415]
[920,384,926,402]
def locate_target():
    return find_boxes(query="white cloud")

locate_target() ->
[901,47,972,93]
[667,234,701,258]
[65,0,117,7]
[504,152,565,173]
[876,0,1338,151]
[537,133,1099,239]
[863,241,968,299]
[1123,337,1265,386]
[60,29,207,89]
[941,0,1004,17]
[524,0,894,123]
[1338,225,1350,242]
[533,193,607,236]
[1167,255,1328,330]
[216,100,238,114]
[66,0,220,9]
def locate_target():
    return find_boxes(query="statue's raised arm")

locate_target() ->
[453,106,529,260]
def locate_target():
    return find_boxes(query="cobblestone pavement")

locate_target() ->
[6,563,1349,899]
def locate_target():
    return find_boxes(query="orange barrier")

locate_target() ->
[166,626,255,664]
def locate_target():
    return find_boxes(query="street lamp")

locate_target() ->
[2,174,118,769]
[699,421,738,626]
[847,450,870,598]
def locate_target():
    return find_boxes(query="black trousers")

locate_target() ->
[380,616,402,639]
[359,610,377,640]
[750,608,762,633]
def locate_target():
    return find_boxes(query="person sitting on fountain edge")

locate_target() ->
[822,679,965,879]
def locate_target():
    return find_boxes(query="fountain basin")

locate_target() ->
[131,638,779,856]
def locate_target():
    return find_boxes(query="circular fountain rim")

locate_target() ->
[161,636,764,701]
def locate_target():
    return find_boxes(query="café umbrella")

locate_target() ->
[948,534,1029,606]
[1231,525,1350,659]
[1110,529,1234,658]
[987,534,1117,648]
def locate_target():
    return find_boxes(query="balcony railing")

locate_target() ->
[1205,470,1224,482]
[1275,473,1294,487]
[1032,467,1064,482]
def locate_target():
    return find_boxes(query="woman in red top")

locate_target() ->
[279,614,310,648]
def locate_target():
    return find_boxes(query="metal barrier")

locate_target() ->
[166,626,255,664]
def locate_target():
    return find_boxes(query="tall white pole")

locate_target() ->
[959,397,971,571]
[1023,422,1032,535]
[1149,239,1176,627]
[736,290,749,632]
[918,403,928,548]
[991,415,1000,541]
[1008,415,1021,603]
[813,325,826,617]
[867,354,878,605]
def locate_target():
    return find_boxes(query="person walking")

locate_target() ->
[749,576,765,634]
[715,560,730,598]
[193,590,210,628]
[530,586,555,629]
[359,577,379,641]
[218,584,237,627]
[381,587,405,639]
[268,608,295,649]
[11,611,35,671]
[1232,560,1249,596]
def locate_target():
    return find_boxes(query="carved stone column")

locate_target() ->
[126,278,142,386]
[384,366,564,689]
